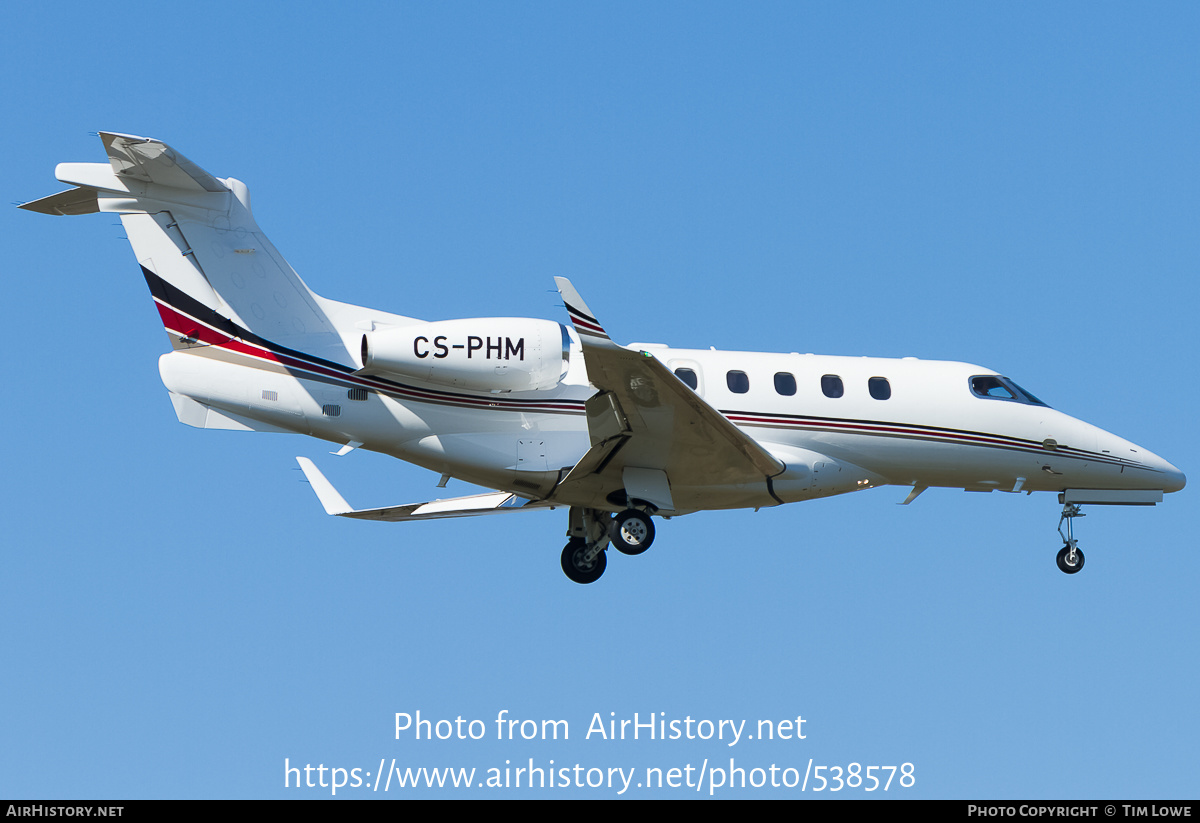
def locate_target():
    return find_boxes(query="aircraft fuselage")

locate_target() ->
[157,337,1183,514]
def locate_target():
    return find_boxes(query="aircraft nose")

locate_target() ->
[1128,444,1186,493]
[1152,453,1186,493]
[1092,423,1185,493]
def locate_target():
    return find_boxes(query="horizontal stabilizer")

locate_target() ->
[100,132,227,192]
[295,457,558,521]
[19,187,100,216]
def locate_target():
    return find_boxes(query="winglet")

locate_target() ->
[554,277,612,341]
[296,457,353,515]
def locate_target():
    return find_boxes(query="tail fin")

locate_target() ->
[21,132,350,365]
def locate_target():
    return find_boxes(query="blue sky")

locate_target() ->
[2,2,1197,799]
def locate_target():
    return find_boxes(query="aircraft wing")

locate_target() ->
[296,457,559,521]
[554,278,784,510]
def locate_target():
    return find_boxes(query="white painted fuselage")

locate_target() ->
[157,336,1184,514]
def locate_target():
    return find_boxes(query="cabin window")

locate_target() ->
[675,368,698,390]
[969,375,1049,407]
[869,377,891,400]
[726,370,749,394]
[821,374,844,398]
[774,372,797,396]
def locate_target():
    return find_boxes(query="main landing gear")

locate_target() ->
[560,505,657,584]
[560,538,606,584]
[610,509,655,555]
[1055,502,1085,575]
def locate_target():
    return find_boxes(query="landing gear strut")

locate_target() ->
[561,507,613,584]
[1056,503,1086,575]
[559,505,660,583]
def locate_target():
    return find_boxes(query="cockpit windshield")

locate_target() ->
[969,375,1049,407]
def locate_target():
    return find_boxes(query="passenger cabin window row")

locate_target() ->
[673,367,893,400]
[672,367,1051,408]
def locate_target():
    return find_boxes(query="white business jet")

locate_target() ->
[22,133,1185,583]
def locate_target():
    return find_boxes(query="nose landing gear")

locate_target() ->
[1056,502,1086,575]
[1056,544,1085,574]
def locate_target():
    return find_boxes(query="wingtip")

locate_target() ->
[554,277,610,340]
[295,456,353,515]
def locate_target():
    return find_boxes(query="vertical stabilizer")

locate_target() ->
[21,133,352,367]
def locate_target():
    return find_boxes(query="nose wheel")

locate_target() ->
[1056,544,1085,574]
[1056,503,1086,575]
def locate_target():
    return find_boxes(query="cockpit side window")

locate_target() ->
[970,375,1016,400]
[969,375,1049,407]
[1008,380,1047,407]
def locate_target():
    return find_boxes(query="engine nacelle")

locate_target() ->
[360,318,570,392]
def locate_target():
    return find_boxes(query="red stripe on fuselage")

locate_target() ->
[155,299,588,414]
[154,300,1131,467]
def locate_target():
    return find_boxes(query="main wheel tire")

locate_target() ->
[1056,544,1085,574]
[610,509,655,556]
[561,538,607,584]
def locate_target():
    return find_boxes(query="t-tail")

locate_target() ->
[19,132,569,447]
[20,132,358,367]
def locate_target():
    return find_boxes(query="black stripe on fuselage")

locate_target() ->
[143,268,1152,473]
[142,267,588,414]
[722,408,1146,470]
